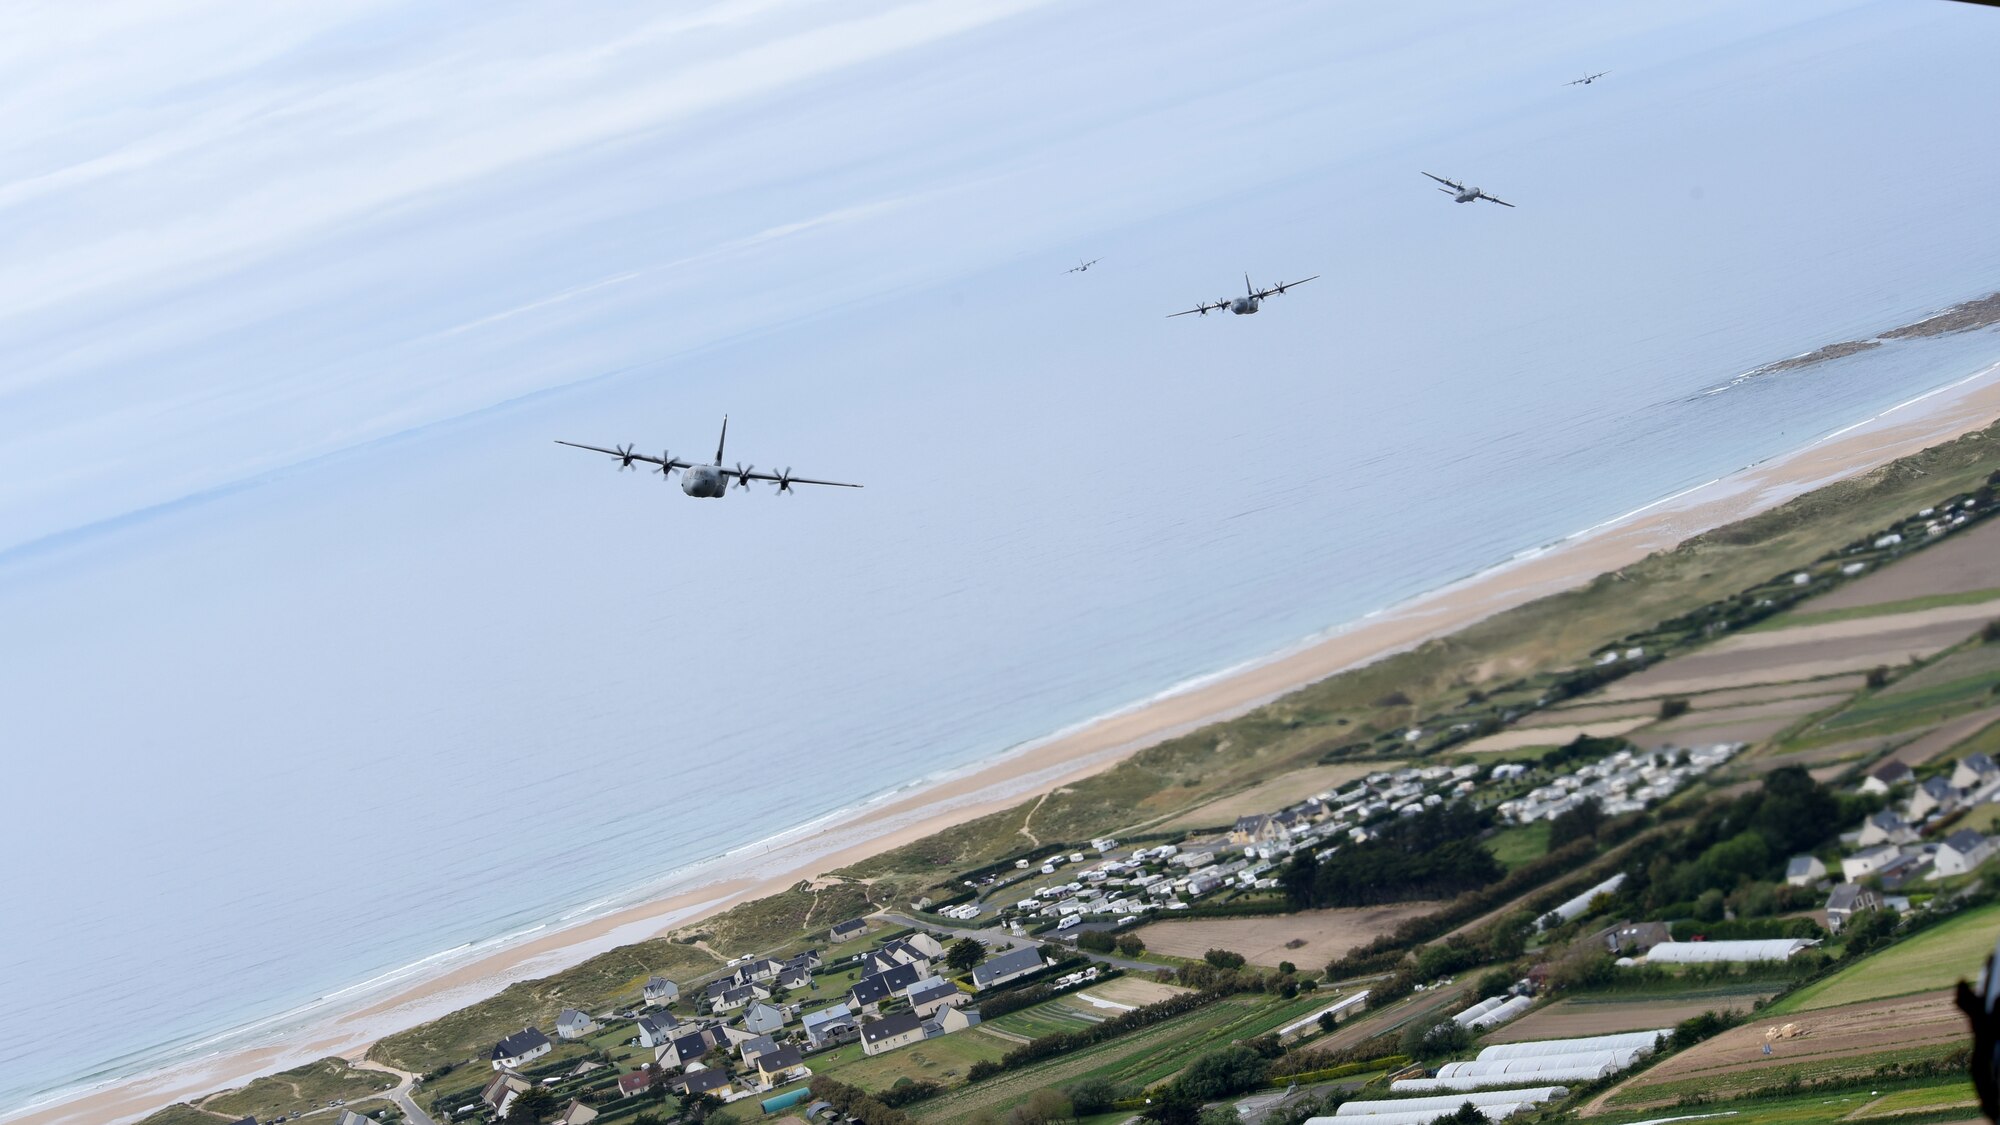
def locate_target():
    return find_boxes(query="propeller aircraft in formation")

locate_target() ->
[1066,258,1102,273]
[1168,273,1319,318]
[1565,70,1609,86]
[556,416,861,499]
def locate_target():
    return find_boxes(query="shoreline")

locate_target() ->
[17,360,2000,1125]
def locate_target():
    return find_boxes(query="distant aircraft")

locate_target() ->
[1422,173,1515,208]
[1168,273,1319,318]
[1066,258,1102,274]
[556,417,862,498]
[1566,71,1609,86]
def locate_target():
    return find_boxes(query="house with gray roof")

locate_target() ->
[642,975,679,1006]
[1784,855,1826,887]
[971,945,1044,991]
[490,1027,551,1070]
[907,978,967,1018]
[1859,810,1918,848]
[671,1067,734,1097]
[1954,754,2000,793]
[1934,829,1998,878]
[741,999,789,1035]
[859,1011,925,1056]
[802,1002,857,1048]
[850,962,924,1012]
[829,918,869,943]
[1825,882,1880,932]
[555,1008,597,1040]
[1910,776,1959,820]
[636,1011,681,1048]
[736,1033,778,1063]
[1861,760,1913,795]
[753,1045,806,1088]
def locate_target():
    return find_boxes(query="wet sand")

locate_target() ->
[19,362,2000,1125]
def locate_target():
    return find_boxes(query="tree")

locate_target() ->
[1277,961,1297,975]
[1658,697,1691,720]
[1008,1088,1073,1125]
[1174,1044,1268,1100]
[1204,949,1247,970]
[1140,1090,1205,1125]
[505,1088,556,1124]
[1064,1076,1122,1115]
[1548,797,1605,849]
[1866,665,1891,689]
[1077,930,1117,953]
[1197,1108,1243,1125]
[1116,934,1146,957]
[676,1091,724,1123]
[946,937,987,972]
[1317,1010,1338,1034]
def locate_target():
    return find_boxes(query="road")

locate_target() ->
[352,1060,436,1125]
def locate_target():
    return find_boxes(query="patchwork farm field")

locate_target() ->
[1771,904,2000,1014]
[1587,1077,1981,1123]
[1800,518,2000,613]
[1595,990,1963,1112]
[1592,614,1986,702]
[1481,985,1776,1043]
[988,997,1105,1039]
[1134,904,1436,968]
[1458,719,1652,754]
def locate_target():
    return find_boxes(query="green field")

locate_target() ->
[810,1029,1012,1091]
[1851,1080,1981,1118]
[1770,903,2000,1013]
[1486,821,1551,870]
[989,998,1106,1039]
[1813,671,2000,738]
[1750,588,2000,632]
[1592,1077,1981,1124]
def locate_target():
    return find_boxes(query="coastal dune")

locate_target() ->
[20,362,2000,1125]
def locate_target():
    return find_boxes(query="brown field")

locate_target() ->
[1133,904,1437,968]
[1623,693,1851,751]
[1521,700,1662,726]
[1481,991,1776,1044]
[1742,737,1882,771]
[1159,762,1398,830]
[1458,719,1653,754]
[1593,617,1981,702]
[1593,990,1962,1112]
[1548,676,1867,718]
[1809,519,2000,611]
[1884,707,2000,768]
[1076,976,1189,1008]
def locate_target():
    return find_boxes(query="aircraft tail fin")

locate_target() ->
[1245,272,1253,296]
[715,415,728,464]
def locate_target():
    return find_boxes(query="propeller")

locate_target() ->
[654,452,676,479]
[615,444,638,470]
[773,468,796,494]
[732,462,755,489]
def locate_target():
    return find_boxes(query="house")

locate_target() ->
[556,1100,599,1125]
[1844,843,1903,880]
[802,1003,858,1048]
[1860,760,1914,795]
[555,1008,597,1040]
[490,1027,552,1070]
[636,1011,681,1049]
[1230,814,1293,850]
[655,1027,726,1069]
[1953,754,2000,793]
[737,1033,779,1063]
[784,950,824,972]
[671,1068,735,1098]
[482,1072,531,1115]
[714,983,771,1012]
[829,918,869,943]
[929,1005,982,1035]
[1857,811,1917,848]
[741,999,789,1035]
[1933,829,1999,878]
[336,1113,373,1125]
[734,957,784,985]
[1879,852,1934,891]
[753,1045,806,1088]
[616,1068,658,1098]
[1825,882,1880,933]
[850,962,924,1012]
[907,978,967,1019]
[859,1011,926,1056]
[1599,921,1672,955]
[902,932,948,961]
[971,946,1045,991]
[1784,855,1827,887]
[1910,776,1959,820]
[778,965,814,990]
[642,976,680,1006]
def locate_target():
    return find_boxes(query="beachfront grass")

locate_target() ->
[135,1105,238,1125]
[1769,904,2000,1014]
[199,1057,398,1121]
[1748,587,2000,632]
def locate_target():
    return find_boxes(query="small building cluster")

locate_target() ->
[1819,751,2000,916]
[1495,744,1740,825]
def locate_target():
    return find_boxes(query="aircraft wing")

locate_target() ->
[1167,300,1225,318]
[555,440,690,470]
[1250,275,1319,300]
[1421,172,1464,191]
[729,467,863,489]
[1481,193,1516,208]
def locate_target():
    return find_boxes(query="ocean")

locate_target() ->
[5,0,2000,1116]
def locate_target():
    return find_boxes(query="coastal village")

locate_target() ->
[155,459,2000,1125]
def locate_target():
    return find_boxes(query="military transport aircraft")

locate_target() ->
[557,417,862,498]
[1066,258,1102,274]
[1565,71,1609,86]
[1168,273,1319,318]
[1422,173,1515,207]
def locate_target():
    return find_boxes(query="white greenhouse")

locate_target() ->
[1643,938,1816,964]
[1475,1030,1669,1060]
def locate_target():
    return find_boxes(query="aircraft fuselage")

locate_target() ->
[1230,296,1260,315]
[1454,188,1480,203]
[682,465,728,498]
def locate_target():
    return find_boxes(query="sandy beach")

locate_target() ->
[20,362,2000,1125]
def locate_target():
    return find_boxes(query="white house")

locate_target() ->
[859,1011,926,1056]
[1858,810,1918,848]
[636,1012,680,1049]
[555,1008,597,1040]
[642,976,679,1006]
[1825,883,1880,933]
[1933,830,1999,878]
[490,1027,552,1071]
[740,1000,788,1035]
[971,946,1044,991]
[1952,754,2000,794]
[1909,776,1959,820]
[1861,761,1914,796]
[1783,855,1826,887]
[1843,843,1903,881]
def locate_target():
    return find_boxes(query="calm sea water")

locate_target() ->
[6,0,2000,1115]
